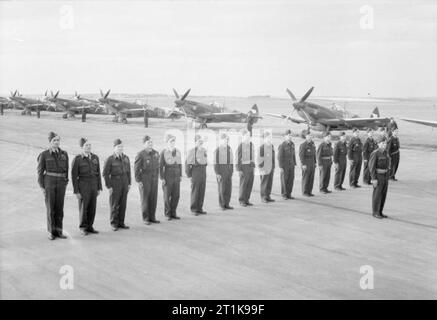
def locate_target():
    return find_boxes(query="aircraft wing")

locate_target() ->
[320,117,390,127]
[401,118,437,128]
[264,113,306,124]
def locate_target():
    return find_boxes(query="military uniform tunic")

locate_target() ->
[258,143,275,200]
[299,141,316,195]
[37,148,69,236]
[102,153,131,228]
[236,142,255,204]
[317,141,333,191]
[135,148,160,222]
[333,141,347,189]
[387,136,400,179]
[369,149,391,216]
[277,141,296,198]
[71,153,102,231]
[214,145,233,208]
[186,146,208,213]
[160,148,182,217]
[348,136,363,186]
[362,137,378,184]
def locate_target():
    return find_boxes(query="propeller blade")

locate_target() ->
[54,90,59,99]
[173,88,179,99]
[50,90,54,97]
[100,89,104,97]
[14,89,18,97]
[180,88,191,101]
[104,89,111,99]
[300,86,314,102]
[286,88,297,101]
[44,90,48,96]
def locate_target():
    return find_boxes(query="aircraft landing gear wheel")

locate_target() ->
[21,111,26,116]
[62,114,68,119]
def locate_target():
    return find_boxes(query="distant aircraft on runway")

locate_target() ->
[8,90,48,115]
[98,89,181,124]
[265,87,390,134]
[44,90,102,118]
[172,88,261,129]
[401,118,437,128]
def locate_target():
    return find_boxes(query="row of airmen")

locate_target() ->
[37,128,400,240]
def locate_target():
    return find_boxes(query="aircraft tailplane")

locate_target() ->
[371,107,380,118]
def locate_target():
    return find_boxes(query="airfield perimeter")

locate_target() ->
[0,110,436,299]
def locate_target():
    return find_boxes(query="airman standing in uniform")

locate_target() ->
[387,129,400,181]
[386,117,398,133]
[37,132,69,240]
[299,132,316,197]
[348,128,363,188]
[236,128,255,207]
[277,129,296,200]
[369,136,391,219]
[134,135,160,225]
[258,131,275,203]
[362,129,378,185]
[71,138,102,235]
[333,132,347,190]
[186,134,208,215]
[160,134,182,220]
[102,139,131,231]
[317,132,333,194]
[214,133,234,210]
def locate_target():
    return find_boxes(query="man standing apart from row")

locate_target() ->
[134,135,160,225]
[37,132,69,240]
[186,134,208,215]
[277,129,296,200]
[103,139,131,231]
[71,137,102,235]
[236,129,255,207]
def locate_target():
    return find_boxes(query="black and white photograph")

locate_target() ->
[0,0,436,304]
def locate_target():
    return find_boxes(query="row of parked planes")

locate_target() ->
[1,87,435,131]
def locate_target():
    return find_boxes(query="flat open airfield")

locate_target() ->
[1,96,437,299]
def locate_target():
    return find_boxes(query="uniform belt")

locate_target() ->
[45,172,66,178]
[321,156,331,159]
[376,169,388,173]
[391,150,399,155]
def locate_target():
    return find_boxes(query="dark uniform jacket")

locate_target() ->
[235,142,255,171]
[214,145,233,175]
[317,141,333,166]
[102,153,131,188]
[369,149,391,180]
[387,136,400,155]
[299,141,316,166]
[37,148,69,188]
[348,137,363,161]
[278,141,296,169]
[134,148,160,182]
[71,153,102,193]
[363,138,378,161]
[333,141,347,164]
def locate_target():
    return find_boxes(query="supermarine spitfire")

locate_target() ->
[266,87,390,134]
[8,90,48,115]
[44,90,101,118]
[172,89,261,128]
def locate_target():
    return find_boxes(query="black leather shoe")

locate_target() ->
[355,184,362,188]
[321,189,328,194]
[391,178,398,181]
[48,234,56,240]
[172,216,181,220]
[309,193,315,197]
[262,198,269,203]
[166,217,173,221]
[224,206,234,210]
[192,211,200,216]
[267,198,275,202]
[288,196,295,200]
[335,187,342,191]
[198,210,207,215]
[240,202,248,207]
[340,187,346,190]
[303,193,311,197]
[246,202,253,206]
[81,230,89,236]
[88,228,99,234]
[144,220,152,225]
[112,226,119,231]
[150,220,160,224]
[381,213,388,218]
[373,213,383,219]
[119,225,130,229]
[282,196,289,200]
[57,233,67,239]
[326,189,332,193]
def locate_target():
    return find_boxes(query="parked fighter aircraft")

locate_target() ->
[44,90,101,118]
[98,89,181,124]
[8,90,48,115]
[401,118,437,128]
[266,87,390,133]
[172,89,261,128]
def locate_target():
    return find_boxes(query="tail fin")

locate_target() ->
[250,104,259,114]
[371,107,380,118]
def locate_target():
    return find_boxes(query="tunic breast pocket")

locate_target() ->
[111,162,122,175]
[45,158,56,171]
[79,162,90,174]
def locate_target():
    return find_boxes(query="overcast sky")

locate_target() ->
[0,0,436,98]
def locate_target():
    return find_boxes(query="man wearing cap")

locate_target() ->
[386,117,398,133]
[186,134,208,215]
[214,133,234,210]
[236,128,255,207]
[348,128,363,188]
[102,139,131,231]
[37,132,69,240]
[333,132,347,190]
[71,138,102,235]
[258,131,275,203]
[317,132,333,194]
[387,129,400,181]
[369,137,391,219]
[160,134,182,220]
[362,129,378,185]
[299,131,316,197]
[134,135,160,225]
[277,129,296,200]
